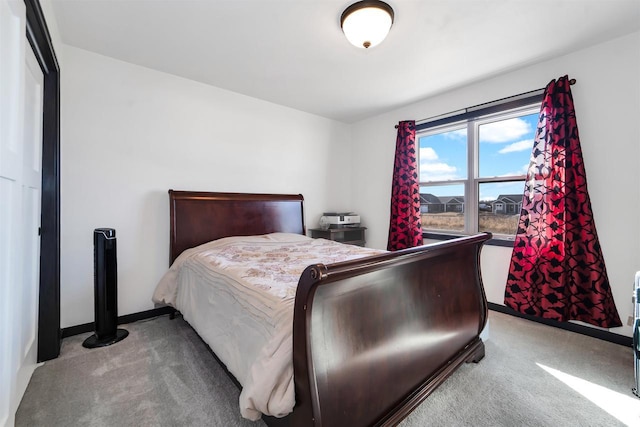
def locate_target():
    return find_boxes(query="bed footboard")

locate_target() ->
[292,233,491,426]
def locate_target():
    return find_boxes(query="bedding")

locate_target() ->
[152,232,384,420]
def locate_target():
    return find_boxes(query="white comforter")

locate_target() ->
[152,232,383,420]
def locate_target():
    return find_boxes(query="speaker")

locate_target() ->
[83,228,128,348]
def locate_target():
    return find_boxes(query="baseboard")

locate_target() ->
[61,306,176,338]
[62,303,631,347]
[488,302,632,347]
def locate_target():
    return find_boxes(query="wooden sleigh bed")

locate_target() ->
[165,190,491,427]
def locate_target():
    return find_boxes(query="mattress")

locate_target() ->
[152,232,384,420]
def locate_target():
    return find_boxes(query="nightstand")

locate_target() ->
[309,227,367,247]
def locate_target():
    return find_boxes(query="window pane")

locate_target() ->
[420,184,465,232]
[478,113,537,178]
[478,181,525,235]
[418,126,467,182]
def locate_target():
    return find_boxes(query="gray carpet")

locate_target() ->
[16,311,639,426]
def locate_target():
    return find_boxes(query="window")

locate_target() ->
[417,100,540,239]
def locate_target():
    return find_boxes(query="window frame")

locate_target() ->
[416,95,542,243]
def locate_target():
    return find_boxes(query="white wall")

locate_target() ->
[60,30,640,337]
[351,32,640,337]
[60,46,353,328]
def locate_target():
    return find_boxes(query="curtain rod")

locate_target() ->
[395,78,577,129]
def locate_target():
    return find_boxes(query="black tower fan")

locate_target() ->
[83,228,128,348]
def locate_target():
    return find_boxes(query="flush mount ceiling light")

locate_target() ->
[341,0,394,49]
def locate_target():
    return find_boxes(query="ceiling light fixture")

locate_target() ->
[340,0,394,49]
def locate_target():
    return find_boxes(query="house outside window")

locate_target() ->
[417,98,540,239]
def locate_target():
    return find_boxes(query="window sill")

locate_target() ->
[423,232,515,248]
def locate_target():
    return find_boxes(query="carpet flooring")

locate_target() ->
[16,311,639,426]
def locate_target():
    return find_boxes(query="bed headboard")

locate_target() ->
[168,190,305,264]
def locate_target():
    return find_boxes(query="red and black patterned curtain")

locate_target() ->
[387,120,423,251]
[504,76,621,328]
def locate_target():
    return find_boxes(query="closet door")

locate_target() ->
[0,0,43,425]
[15,23,44,411]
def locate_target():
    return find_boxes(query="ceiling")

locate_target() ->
[49,0,640,123]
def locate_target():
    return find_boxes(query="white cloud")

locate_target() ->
[423,162,457,174]
[419,147,458,181]
[498,139,533,154]
[420,163,458,182]
[420,147,438,161]
[480,118,531,143]
[496,164,529,177]
[443,129,466,140]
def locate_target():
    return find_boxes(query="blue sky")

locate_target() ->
[418,112,539,201]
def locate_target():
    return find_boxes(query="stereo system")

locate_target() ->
[322,212,361,228]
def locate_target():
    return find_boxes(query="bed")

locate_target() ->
[154,190,491,426]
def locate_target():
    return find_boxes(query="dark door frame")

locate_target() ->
[24,0,61,362]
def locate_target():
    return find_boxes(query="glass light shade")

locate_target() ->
[341,2,394,49]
